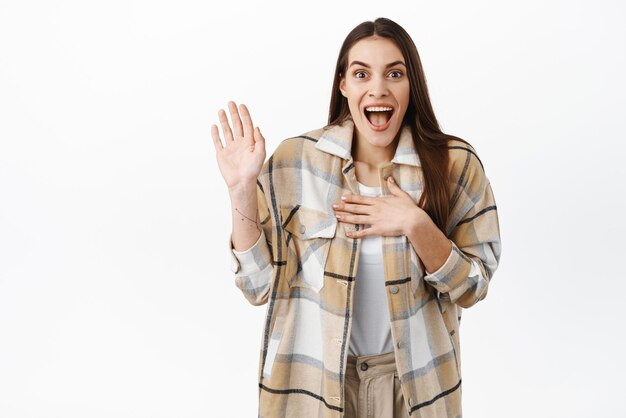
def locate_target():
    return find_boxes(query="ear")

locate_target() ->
[339,77,347,98]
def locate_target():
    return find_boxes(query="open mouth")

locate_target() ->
[364,106,394,131]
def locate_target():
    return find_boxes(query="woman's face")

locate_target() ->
[339,36,410,154]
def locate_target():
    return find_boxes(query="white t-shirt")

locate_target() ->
[348,181,394,357]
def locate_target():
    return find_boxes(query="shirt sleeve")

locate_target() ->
[228,179,276,306]
[422,149,502,309]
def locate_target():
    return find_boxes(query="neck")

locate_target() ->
[351,131,399,166]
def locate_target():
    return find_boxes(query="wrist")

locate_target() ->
[405,206,427,236]
[228,180,258,197]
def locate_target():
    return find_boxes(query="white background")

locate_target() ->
[1,0,625,417]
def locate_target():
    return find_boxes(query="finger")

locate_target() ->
[239,103,254,141]
[334,202,371,215]
[228,101,244,139]
[218,109,234,142]
[346,226,370,239]
[336,213,370,225]
[341,193,375,205]
[210,124,223,151]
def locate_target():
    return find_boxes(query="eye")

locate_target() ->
[389,70,403,79]
[354,70,367,79]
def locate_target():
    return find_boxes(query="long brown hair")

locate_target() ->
[325,17,471,233]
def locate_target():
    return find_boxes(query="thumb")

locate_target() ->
[254,126,265,146]
[387,176,404,195]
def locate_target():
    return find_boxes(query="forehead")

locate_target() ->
[347,37,404,65]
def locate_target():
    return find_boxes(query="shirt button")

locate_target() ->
[360,362,369,371]
[299,225,306,234]
[390,285,399,294]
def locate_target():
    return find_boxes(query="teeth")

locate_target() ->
[365,106,393,112]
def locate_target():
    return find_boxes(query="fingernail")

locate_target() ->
[341,196,347,201]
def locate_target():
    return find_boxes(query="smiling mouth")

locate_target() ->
[364,107,394,130]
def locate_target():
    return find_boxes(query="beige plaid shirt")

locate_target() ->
[228,117,502,417]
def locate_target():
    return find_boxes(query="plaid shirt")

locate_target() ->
[228,117,502,418]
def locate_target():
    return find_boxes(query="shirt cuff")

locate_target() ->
[424,239,481,304]
[229,229,271,275]
[424,239,456,277]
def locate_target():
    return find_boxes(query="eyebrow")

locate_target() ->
[348,60,406,69]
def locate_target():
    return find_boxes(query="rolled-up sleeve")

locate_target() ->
[423,151,502,309]
[228,179,276,306]
[229,229,271,274]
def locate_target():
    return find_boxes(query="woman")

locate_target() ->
[211,17,501,418]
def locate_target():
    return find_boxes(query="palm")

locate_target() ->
[217,134,264,188]
[211,101,266,189]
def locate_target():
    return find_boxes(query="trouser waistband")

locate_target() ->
[346,351,397,380]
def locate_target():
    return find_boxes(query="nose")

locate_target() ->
[368,75,389,98]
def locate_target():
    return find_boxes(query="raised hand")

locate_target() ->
[211,101,266,190]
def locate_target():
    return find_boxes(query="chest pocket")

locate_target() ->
[280,205,337,292]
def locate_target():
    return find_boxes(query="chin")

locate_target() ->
[373,132,400,148]
[355,117,401,146]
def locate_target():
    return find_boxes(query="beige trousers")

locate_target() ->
[344,351,409,418]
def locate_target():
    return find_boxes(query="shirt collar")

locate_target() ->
[314,116,421,167]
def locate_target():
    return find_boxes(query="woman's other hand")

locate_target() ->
[332,175,427,238]
[211,101,266,190]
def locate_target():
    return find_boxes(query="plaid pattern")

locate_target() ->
[228,117,501,418]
